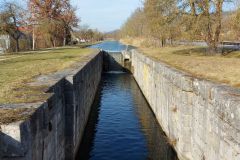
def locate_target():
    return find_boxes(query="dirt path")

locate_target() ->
[0,56,22,62]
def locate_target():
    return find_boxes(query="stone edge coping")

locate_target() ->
[131,49,240,131]
[0,49,101,124]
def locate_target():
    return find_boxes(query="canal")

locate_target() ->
[76,41,178,160]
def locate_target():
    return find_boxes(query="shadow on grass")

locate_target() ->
[3,41,99,56]
[4,46,85,56]
[173,47,240,57]
[0,55,77,65]
[221,48,240,57]
[172,47,207,56]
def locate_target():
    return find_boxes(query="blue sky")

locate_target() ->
[0,0,238,32]
[0,0,142,32]
[71,0,143,32]
[71,0,237,32]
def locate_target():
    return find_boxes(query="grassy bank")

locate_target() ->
[0,47,95,104]
[121,38,240,88]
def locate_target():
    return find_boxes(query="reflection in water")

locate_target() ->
[76,73,178,160]
[130,77,178,160]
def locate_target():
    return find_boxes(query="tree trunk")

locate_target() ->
[205,1,223,56]
[207,45,217,56]
[170,37,173,45]
[189,0,196,16]
[214,0,223,52]
[63,29,66,46]
[63,37,66,46]
[15,39,19,52]
[32,26,35,50]
[54,38,56,47]
[50,37,54,47]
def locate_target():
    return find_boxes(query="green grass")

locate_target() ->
[0,47,95,104]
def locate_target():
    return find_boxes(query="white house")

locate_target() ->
[0,35,10,54]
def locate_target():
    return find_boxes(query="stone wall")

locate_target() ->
[131,49,240,160]
[0,50,103,160]
[103,51,123,72]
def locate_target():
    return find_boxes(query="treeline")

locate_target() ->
[120,0,240,55]
[0,0,78,52]
[29,0,78,49]
[74,25,104,43]
[0,0,104,52]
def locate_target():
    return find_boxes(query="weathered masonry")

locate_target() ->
[0,51,103,160]
[0,49,240,160]
[131,50,240,160]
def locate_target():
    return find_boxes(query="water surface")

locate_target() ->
[76,73,178,160]
[90,41,135,52]
[77,41,178,160]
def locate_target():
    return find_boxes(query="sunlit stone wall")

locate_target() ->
[0,50,103,160]
[131,49,240,160]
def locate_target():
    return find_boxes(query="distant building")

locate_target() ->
[0,35,10,54]
[70,32,80,44]
[80,39,87,43]
[0,26,32,53]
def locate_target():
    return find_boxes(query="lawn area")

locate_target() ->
[0,47,95,104]
[121,37,240,88]
[139,46,240,88]
[120,37,240,88]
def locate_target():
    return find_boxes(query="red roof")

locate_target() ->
[17,26,32,32]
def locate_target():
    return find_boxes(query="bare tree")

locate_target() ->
[74,25,104,42]
[120,8,146,38]
[231,7,240,40]
[179,0,233,55]
[120,0,235,55]
[0,2,25,52]
[28,0,78,48]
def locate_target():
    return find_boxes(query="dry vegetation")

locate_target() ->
[0,47,94,104]
[119,0,240,87]
[0,108,36,125]
[122,38,240,88]
[142,46,240,88]
[119,0,239,54]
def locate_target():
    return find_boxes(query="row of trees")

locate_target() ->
[74,25,104,42]
[222,9,240,41]
[29,0,78,49]
[0,0,78,52]
[120,0,239,55]
[0,2,25,52]
[0,0,103,52]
